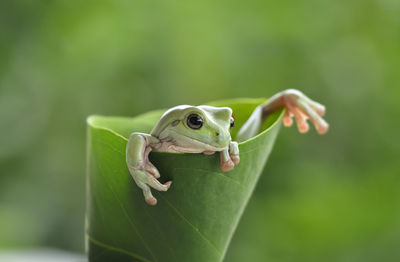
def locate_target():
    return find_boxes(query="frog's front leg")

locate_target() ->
[220,141,240,172]
[237,89,329,142]
[264,89,329,134]
[126,132,172,206]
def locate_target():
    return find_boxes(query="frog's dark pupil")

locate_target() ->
[230,119,235,129]
[187,114,203,129]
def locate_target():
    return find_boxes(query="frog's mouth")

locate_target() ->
[166,134,228,153]
[186,136,228,151]
[161,129,230,152]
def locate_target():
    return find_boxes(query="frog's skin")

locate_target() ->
[126,89,329,205]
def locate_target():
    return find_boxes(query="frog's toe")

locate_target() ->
[228,141,240,166]
[283,110,293,127]
[142,184,157,206]
[221,159,235,172]
[296,99,329,135]
[146,176,172,192]
[315,120,329,134]
[146,197,157,206]
[230,154,240,165]
[145,161,160,178]
[132,168,171,205]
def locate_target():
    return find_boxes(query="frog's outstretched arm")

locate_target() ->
[236,89,329,142]
[126,132,172,206]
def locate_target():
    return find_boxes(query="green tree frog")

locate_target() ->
[126,89,328,205]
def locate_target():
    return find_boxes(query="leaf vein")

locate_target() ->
[157,194,223,258]
[142,208,179,261]
[89,236,152,262]
[98,161,157,262]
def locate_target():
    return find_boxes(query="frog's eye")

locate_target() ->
[230,118,235,129]
[187,114,203,129]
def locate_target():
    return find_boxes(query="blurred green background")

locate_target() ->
[1,0,399,261]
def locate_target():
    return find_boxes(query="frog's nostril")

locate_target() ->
[216,132,220,136]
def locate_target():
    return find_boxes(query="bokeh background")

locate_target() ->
[1,0,399,261]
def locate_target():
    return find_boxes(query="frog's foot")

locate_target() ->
[129,162,172,206]
[280,89,329,134]
[126,133,172,205]
[220,142,240,172]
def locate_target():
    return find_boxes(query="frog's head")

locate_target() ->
[152,105,234,152]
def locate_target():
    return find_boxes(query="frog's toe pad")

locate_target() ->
[146,197,157,206]
[230,154,240,165]
[221,160,235,172]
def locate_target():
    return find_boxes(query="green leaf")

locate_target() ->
[86,98,284,262]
